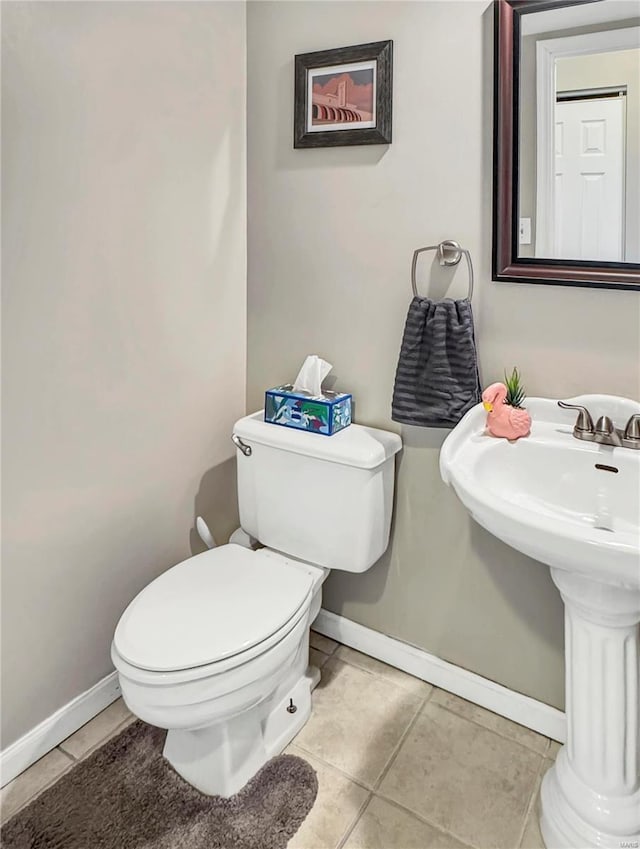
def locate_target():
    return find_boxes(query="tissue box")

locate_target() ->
[265,385,352,436]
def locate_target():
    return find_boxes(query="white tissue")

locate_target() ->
[293,355,332,397]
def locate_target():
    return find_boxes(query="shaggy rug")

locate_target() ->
[1,721,318,849]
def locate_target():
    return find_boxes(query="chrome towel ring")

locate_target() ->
[411,239,474,301]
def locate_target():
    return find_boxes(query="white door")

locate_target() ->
[553,96,625,261]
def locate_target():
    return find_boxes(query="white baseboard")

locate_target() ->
[314,608,566,743]
[1,613,565,787]
[0,672,121,787]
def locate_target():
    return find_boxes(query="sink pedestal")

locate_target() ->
[541,569,640,849]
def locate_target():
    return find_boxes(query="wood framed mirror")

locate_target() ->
[493,0,640,290]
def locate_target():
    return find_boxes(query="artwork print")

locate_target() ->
[294,41,393,148]
[308,62,376,132]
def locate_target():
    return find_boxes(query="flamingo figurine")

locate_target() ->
[482,382,531,440]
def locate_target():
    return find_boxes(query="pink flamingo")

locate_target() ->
[482,382,531,440]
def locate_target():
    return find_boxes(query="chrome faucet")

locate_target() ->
[558,402,640,450]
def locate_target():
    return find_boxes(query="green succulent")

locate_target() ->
[504,367,526,409]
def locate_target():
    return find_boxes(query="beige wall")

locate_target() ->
[1,1,246,747]
[247,0,640,709]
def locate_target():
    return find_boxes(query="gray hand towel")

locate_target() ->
[392,296,481,428]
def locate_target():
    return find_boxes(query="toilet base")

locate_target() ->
[163,665,319,797]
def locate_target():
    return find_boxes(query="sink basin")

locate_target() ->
[440,396,640,588]
[440,394,640,849]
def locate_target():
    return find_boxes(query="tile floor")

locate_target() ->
[1,631,553,849]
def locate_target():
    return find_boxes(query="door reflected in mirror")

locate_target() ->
[518,1,640,263]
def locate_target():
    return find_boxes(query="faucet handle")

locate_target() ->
[623,413,640,442]
[558,401,594,433]
[595,415,615,436]
[594,415,622,447]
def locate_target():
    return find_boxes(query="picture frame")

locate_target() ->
[294,40,393,148]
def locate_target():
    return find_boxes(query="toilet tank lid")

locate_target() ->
[234,412,402,470]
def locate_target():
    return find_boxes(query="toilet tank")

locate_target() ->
[233,412,402,573]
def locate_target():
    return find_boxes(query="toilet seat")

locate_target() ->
[113,544,314,673]
[111,595,310,688]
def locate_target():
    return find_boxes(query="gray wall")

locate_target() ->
[247,0,640,709]
[1,1,246,748]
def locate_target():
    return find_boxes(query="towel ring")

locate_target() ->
[411,239,474,301]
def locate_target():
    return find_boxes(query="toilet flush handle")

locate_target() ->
[231,433,252,457]
[196,516,217,550]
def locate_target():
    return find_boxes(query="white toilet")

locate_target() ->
[111,411,401,797]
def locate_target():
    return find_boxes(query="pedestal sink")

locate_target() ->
[440,395,640,849]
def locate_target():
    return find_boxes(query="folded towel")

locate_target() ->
[392,296,481,428]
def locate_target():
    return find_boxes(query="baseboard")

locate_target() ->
[1,615,565,787]
[314,609,566,743]
[0,672,121,787]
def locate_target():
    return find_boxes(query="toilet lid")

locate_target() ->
[113,545,314,672]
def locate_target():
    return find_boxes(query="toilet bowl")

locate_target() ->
[112,546,325,795]
[112,412,402,796]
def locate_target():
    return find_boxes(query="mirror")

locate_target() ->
[493,0,640,290]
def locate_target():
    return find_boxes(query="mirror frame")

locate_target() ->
[492,0,640,291]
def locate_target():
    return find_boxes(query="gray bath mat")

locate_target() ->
[1,720,318,848]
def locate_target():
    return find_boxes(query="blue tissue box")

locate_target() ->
[264,385,352,436]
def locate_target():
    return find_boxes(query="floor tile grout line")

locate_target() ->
[371,684,435,793]
[58,714,135,762]
[327,640,552,756]
[57,743,80,762]
[371,693,546,849]
[6,639,551,843]
[334,790,374,849]
[324,649,433,698]
[290,741,375,794]
[1,752,76,825]
[6,714,137,822]
[310,631,340,657]
[412,684,441,723]
[55,745,80,762]
[369,791,477,849]
[427,699,552,757]
[515,752,549,848]
[5,714,138,825]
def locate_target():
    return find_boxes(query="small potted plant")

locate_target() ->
[481,367,531,440]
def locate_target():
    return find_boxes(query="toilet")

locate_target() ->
[111,411,402,797]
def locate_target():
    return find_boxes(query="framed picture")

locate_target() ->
[294,40,393,148]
